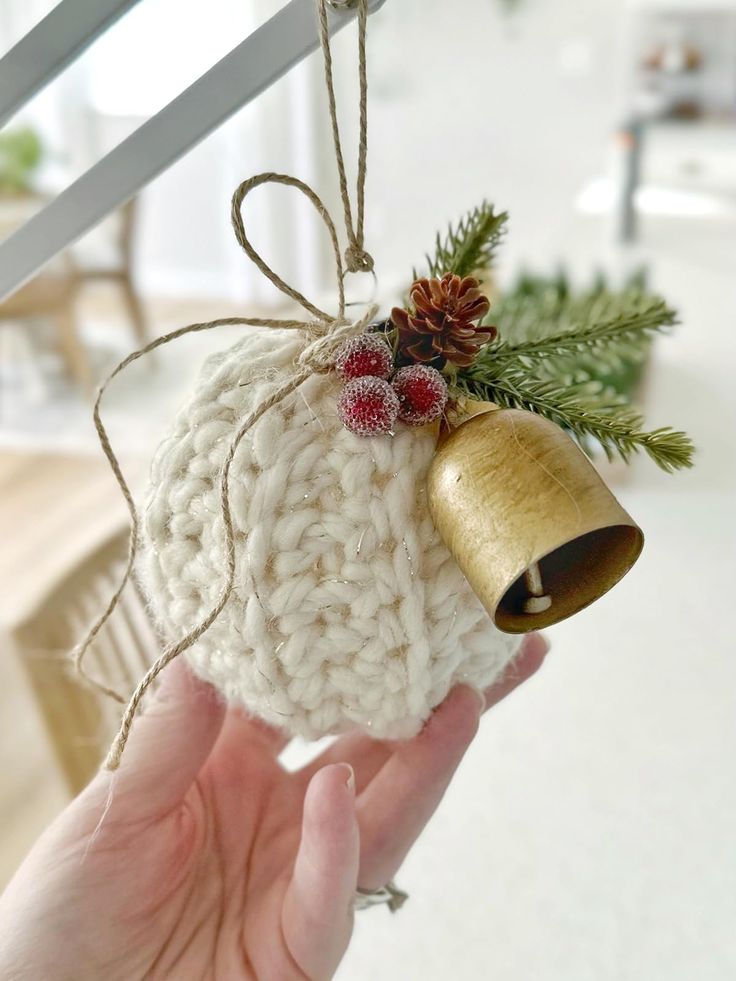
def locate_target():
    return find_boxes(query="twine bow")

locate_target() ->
[73,0,378,770]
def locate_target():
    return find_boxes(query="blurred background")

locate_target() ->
[1,0,735,978]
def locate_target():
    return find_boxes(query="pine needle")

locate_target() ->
[456,370,694,472]
[414,201,508,281]
[413,206,694,473]
[485,299,677,365]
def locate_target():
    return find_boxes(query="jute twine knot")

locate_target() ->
[344,245,375,273]
[297,313,375,372]
[71,0,380,771]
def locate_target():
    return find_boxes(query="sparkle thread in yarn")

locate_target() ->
[138,328,521,739]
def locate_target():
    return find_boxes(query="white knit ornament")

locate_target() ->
[139,327,521,740]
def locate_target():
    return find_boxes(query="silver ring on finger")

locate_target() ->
[353,881,408,913]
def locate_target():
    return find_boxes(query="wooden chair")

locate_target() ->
[0,265,93,395]
[0,193,92,393]
[0,196,147,398]
[74,197,148,349]
[8,533,158,795]
[0,452,155,795]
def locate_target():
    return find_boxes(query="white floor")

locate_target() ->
[337,218,736,980]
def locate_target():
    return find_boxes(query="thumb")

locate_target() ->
[92,658,226,819]
[282,763,359,980]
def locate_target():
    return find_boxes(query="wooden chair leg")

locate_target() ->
[120,277,148,347]
[55,303,94,396]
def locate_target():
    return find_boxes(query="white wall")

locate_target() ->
[72,0,632,307]
[128,0,629,303]
[127,0,630,302]
[358,0,629,294]
[2,0,694,302]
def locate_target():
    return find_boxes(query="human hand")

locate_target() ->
[0,633,547,981]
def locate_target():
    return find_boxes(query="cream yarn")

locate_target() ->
[139,327,521,740]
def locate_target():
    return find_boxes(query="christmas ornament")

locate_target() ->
[427,405,643,632]
[137,327,518,744]
[72,0,692,772]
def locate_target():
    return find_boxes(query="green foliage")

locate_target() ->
[488,267,654,342]
[457,367,694,473]
[414,201,508,282]
[491,287,674,389]
[491,300,675,363]
[0,127,43,194]
[410,204,694,472]
[486,269,669,411]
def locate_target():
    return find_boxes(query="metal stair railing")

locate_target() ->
[0,0,142,130]
[0,0,386,303]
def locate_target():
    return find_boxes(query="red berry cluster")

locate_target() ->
[335,334,448,436]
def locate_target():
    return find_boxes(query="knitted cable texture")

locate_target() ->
[139,328,521,740]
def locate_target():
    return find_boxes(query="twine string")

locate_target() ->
[319,0,372,273]
[71,314,320,703]
[104,368,310,768]
[70,0,376,769]
[231,172,345,321]
[103,301,378,771]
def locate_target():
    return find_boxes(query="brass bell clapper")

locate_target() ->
[427,404,645,633]
[521,562,551,616]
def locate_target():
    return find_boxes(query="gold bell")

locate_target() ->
[427,405,644,633]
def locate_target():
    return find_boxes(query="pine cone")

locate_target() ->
[391,273,495,368]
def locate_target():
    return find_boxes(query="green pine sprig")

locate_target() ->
[414,201,508,281]
[486,299,677,366]
[456,369,694,472]
[457,273,693,471]
[483,272,669,397]
[407,201,694,472]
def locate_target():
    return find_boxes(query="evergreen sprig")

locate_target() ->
[414,201,508,281]
[484,272,668,397]
[488,270,660,341]
[456,369,694,472]
[487,299,677,366]
[407,201,694,472]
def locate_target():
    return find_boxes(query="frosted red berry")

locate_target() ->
[334,333,393,381]
[392,365,448,426]
[337,376,399,436]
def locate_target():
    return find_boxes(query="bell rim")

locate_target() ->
[492,520,645,634]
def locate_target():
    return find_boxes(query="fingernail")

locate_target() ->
[338,763,355,793]
[525,631,550,656]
